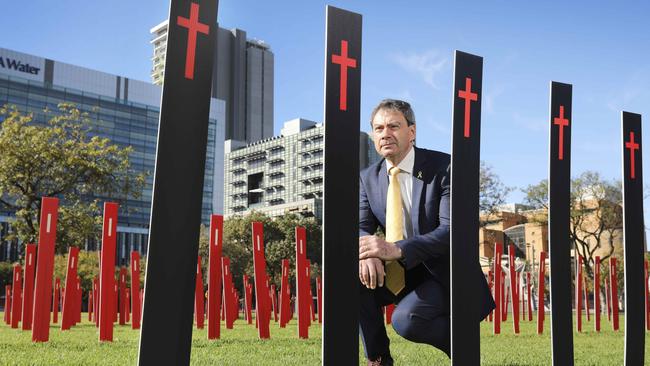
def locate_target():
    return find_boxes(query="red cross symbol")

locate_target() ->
[553,105,569,160]
[458,77,478,138]
[177,2,210,80]
[625,131,640,179]
[331,40,357,111]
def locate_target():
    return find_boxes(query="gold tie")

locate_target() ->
[385,167,405,295]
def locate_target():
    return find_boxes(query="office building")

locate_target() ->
[224,118,380,220]
[0,47,225,264]
[151,21,273,143]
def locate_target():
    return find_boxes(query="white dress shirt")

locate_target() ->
[385,146,414,239]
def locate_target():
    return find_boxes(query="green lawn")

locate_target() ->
[0,312,648,365]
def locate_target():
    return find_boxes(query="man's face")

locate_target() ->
[371,108,416,164]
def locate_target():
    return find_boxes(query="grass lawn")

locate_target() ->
[1,312,648,365]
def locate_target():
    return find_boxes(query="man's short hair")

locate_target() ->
[370,99,416,127]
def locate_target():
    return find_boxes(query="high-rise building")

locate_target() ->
[0,47,225,264]
[223,119,380,220]
[150,21,273,143]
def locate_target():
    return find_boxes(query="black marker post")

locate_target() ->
[322,5,362,365]
[138,0,218,365]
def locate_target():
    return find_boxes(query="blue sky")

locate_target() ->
[2,0,650,224]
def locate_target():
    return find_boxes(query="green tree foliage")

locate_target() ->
[522,171,623,278]
[479,161,514,225]
[0,261,13,291]
[0,104,146,255]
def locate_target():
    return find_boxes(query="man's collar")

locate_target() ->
[385,146,415,175]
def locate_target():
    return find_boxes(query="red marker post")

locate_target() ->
[610,257,619,331]
[31,197,59,342]
[594,256,601,332]
[93,278,99,326]
[99,202,118,342]
[270,284,278,322]
[119,267,127,325]
[502,272,508,321]
[295,227,309,339]
[126,290,131,323]
[131,251,141,329]
[576,256,583,332]
[207,215,223,339]
[4,285,11,325]
[61,247,80,330]
[247,282,253,324]
[508,244,519,334]
[243,275,249,323]
[527,272,533,321]
[21,244,37,330]
[111,279,120,323]
[305,259,313,326]
[243,275,252,324]
[10,264,23,328]
[279,259,290,328]
[606,277,611,321]
[88,289,93,322]
[221,257,234,329]
[194,256,205,329]
[75,276,81,325]
[537,251,546,334]
[385,304,395,324]
[52,279,60,324]
[584,272,590,322]
[252,222,270,339]
[493,243,502,334]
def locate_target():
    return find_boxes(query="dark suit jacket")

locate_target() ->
[359,146,495,319]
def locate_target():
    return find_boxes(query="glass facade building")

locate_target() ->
[0,47,225,264]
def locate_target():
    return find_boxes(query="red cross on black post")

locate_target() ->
[458,77,478,138]
[177,2,210,80]
[626,131,640,179]
[331,40,357,111]
[554,105,569,160]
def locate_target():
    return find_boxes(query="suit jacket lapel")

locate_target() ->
[378,160,388,226]
[411,148,425,236]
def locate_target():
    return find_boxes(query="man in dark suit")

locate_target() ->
[358,99,494,365]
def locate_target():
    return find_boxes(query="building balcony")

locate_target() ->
[267,198,285,205]
[267,145,284,152]
[268,170,284,178]
[299,173,323,183]
[231,179,246,187]
[230,204,246,211]
[301,146,323,155]
[266,157,284,165]
[299,157,323,168]
[264,184,284,192]
[298,133,323,143]
[245,151,267,161]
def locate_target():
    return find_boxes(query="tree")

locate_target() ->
[522,171,623,278]
[217,211,321,292]
[0,104,146,255]
[479,161,514,226]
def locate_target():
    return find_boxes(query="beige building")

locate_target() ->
[479,199,624,269]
